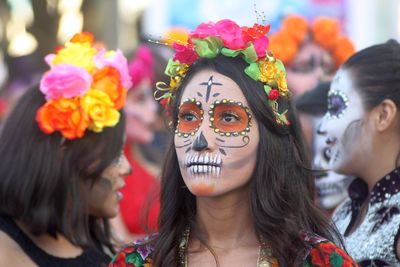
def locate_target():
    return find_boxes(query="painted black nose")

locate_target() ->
[193,131,208,151]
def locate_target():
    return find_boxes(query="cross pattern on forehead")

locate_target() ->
[199,76,222,103]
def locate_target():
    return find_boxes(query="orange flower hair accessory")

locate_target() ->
[269,15,355,68]
[36,32,131,140]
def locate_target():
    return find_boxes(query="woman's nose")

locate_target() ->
[193,131,208,151]
[316,118,327,135]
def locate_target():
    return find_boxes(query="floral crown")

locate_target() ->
[36,32,131,140]
[269,15,355,67]
[155,19,291,126]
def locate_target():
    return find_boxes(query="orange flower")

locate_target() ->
[92,66,127,110]
[269,32,298,64]
[282,15,308,44]
[332,36,355,67]
[269,15,355,67]
[36,98,90,139]
[70,32,94,44]
[312,17,340,51]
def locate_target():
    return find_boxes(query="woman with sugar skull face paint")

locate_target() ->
[318,40,400,265]
[110,19,357,267]
[295,82,354,215]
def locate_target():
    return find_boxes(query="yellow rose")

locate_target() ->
[52,42,97,72]
[81,89,120,132]
[259,60,278,84]
[277,71,289,95]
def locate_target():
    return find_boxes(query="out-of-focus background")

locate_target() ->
[0,0,399,92]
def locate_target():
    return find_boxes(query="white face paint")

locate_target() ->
[174,69,259,197]
[319,69,366,175]
[313,117,353,209]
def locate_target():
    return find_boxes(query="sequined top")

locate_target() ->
[333,167,400,266]
[109,232,357,266]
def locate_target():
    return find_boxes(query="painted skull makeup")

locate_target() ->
[175,69,259,197]
[327,89,349,119]
[319,69,366,174]
[313,118,353,209]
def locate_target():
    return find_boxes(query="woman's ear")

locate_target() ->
[373,99,398,132]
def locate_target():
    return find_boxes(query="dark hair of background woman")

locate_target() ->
[342,39,400,111]
[0,87,126,254]
[152,55,341,266]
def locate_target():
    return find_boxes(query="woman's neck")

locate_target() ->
[15,220,84,258]
[359,131,400,192]
[193,188,258,250]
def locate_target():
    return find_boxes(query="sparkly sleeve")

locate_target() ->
[303,240,358,267]
[109,243,154,267]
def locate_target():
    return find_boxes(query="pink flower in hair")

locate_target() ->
[128,45,154,89]
[190,22,217,39]
[95,49,132,89]
[173,42,199,64]
[40,64,92,100]
[215,19,247,50]
[253,36,269,59]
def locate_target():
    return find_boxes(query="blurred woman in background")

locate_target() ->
[319,39,400,265]
[0,33,132,267]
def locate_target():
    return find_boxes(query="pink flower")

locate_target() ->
[190,22,217,39]
[129,45,154,89]
[173,42,199,64]
[95,49,132,89]
[40,64,92,100]
[44,54,56,67]
[253,36,269,59]
[215,19,247,50]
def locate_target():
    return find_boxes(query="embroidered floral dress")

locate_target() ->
[109,233,357,267]
[333,167,400,266]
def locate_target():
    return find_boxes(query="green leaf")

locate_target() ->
[302,257,312,267]
[126,252,144,266]
[275,58,286,73]
[240,43,258,63]
[329,252,344,267]
[244,62,260,81]
[164,59,182,77]
[263,85,272,95]
[192,37,222,58]
[220,47,242,57]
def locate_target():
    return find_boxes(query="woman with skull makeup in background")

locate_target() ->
[0,33,132,266]
[110,19,357,267]
[269,15,355,156]
[318,40,400,265]
[295,82,354,215]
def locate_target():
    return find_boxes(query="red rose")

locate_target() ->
[268,89,280,100]
[172,42,199,64]
[110,252,126,267]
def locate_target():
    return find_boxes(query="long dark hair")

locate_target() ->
[0,87,126,254]
[342,39,400,111]
[153,55,340,266]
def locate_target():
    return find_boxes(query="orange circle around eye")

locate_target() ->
[177,102,202,134]
[213,104,249,133]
